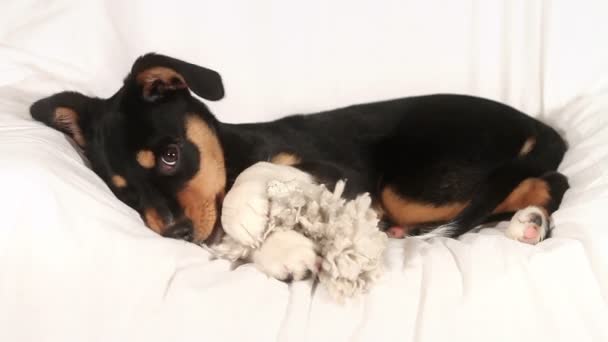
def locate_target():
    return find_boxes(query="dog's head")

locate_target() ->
[31,53,226,244]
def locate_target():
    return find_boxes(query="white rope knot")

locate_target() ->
[209,169,387,301]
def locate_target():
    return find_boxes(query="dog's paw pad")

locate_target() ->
[387,226,406,239]
[252,230,320,281]
[523,225,539,239]
[505,206,549,245]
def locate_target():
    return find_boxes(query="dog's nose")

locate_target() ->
[162,220,194,242]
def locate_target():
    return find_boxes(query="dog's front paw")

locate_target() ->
[252,230,321,281]
[221,180,271,248]
[221,162,315,248]
[505,206,549,244]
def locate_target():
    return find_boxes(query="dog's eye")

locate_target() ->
[161,145,179,165]
[158,144,180,174]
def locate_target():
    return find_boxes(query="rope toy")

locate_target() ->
[207,162,388,301]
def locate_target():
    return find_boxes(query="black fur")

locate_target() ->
[30,53,569,243]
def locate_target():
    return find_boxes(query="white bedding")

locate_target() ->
[1,1,608,341]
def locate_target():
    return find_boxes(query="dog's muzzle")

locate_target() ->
[162,219,195,241]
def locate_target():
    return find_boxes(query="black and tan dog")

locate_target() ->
[30,53,569,247]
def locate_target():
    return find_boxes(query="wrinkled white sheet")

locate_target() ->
[1,1,608,341]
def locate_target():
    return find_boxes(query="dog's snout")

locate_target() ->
[162,220,195,242]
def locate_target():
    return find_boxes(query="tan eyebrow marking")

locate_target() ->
[111,175,127,188]
[136,150,156,168]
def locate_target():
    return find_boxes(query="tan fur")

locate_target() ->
[136,67,186,97]
[494,178,550,213]
[111,175,127,188]
[54,107,85,146]
[380,187,467,226]
[519,137,536,156]
[271,152,301,166]
[136,150,156,169]
[176,114,226,242]
[144,208,164,234]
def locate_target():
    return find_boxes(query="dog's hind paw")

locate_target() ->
[505,206,549,244]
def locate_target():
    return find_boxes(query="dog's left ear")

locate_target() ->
[30,91,99,147]
[130,53,224,102]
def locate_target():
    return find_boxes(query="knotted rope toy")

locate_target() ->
[207,162,388,301]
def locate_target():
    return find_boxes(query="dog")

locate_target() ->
[30,53,569,279]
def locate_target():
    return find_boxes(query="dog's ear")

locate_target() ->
[30,91,97,147]
[129,53,224,102]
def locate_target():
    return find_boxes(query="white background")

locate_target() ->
[2,0,607,122]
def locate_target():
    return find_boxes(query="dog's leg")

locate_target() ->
[403,160,537,240]
[502,171,568,244]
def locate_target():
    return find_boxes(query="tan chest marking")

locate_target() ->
[270,152,301,166]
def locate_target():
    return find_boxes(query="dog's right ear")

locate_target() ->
[30,91,97,147]
[128,53,225,102]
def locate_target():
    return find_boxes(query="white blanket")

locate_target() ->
[1,1,608,341]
